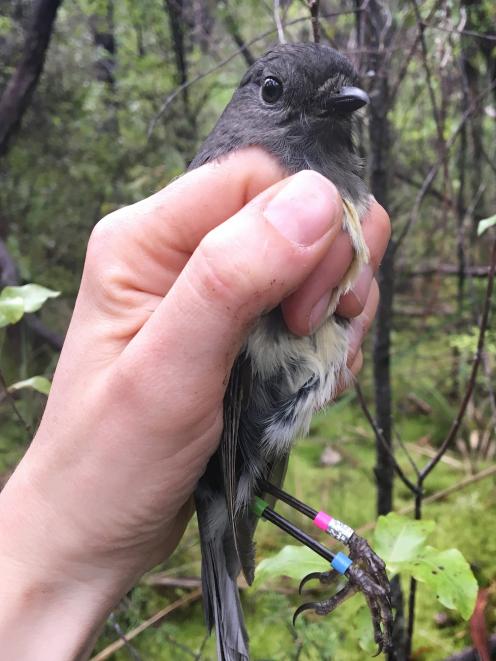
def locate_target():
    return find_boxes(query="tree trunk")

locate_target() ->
[363,0,395,517]
[0,0,63,157]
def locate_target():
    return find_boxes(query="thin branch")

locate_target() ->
[147,4,368,137]
[423,22,496,43]
[307,0,320,43]
[273,0,286,43]
[91,589,202,661]
[406,264,493,278]
[388,0,448,108]
[355,382,420,494]
[395,80,496,250]
[419,237,496,482]
[0,0,63,156]
[409,0,443,144]
[0,369,31,435]
[108,614,142,661]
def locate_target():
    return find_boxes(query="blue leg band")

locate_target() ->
[331,551,353,575]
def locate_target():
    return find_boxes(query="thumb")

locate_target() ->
[124,170,342,411]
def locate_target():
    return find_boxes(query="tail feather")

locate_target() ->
[197,495,250,661]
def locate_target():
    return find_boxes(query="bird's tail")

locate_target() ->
[196,495,250,661]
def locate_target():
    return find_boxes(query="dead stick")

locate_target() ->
[91,588,202,661]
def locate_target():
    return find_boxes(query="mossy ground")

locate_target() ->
[92,355,496,660]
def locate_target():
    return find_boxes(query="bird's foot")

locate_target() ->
[296,555,393,655]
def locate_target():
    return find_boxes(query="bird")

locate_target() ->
[190,42,371,661]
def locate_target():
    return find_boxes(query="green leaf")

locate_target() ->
[354,603,379,654]
[0,293,24,327]
[8,376,51,396]
[254,545,327,587]
[406,546,478,620]
[477,214,496,236]
[1,284,60,313]
[373,512,435,570]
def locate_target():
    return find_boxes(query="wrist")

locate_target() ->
[0,460,127,660]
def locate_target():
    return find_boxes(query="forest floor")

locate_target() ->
[88,336,496,660]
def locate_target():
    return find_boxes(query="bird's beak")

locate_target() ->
[324,86,370,114]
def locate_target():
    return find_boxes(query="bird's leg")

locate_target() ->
[257,484,393,654]
[262,481,390,598]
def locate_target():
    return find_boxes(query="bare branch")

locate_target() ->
[355,382,420,494]
[419,237,496,482]
[394,80,496,250]
[91,589,202,661]
[0,0,63,156]
[147,4,367,138]
[273,0,286,44]
[307,0,320,43]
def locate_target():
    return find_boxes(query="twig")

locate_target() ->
[143,574,201,589]
[406,237,496,655]
[406,264,492,278]
[419,238,496,482]
[307,0,320,43]
[91,589,202,661]
[387,0,444,107]
[422,22,496,43]
[108,613,142,661]
[355,382,420,494]
[395,80,496,251]
[147,4,369,137]
[0,368,31,435]
[273,0,286,43]
[409,0,443,144]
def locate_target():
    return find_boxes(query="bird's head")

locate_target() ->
[238,43,367,126]
[191,43,368,202]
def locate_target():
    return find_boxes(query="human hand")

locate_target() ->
[0,148,389,658]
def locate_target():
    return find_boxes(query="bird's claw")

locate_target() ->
[294,537,393,655]
[298,569,338,594]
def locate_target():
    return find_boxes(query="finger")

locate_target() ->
[346,279,380,365]
[281,199,390,335]
[119,171,343,431]
[84,148,286,300]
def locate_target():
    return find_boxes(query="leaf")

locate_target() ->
[477,214,496,236]
[406,546,478,620]
[8,376,51,396]
[354,603,379,654]
[0,293,25,327]
[373,512,435,570]
[254,545,327,587]
[1,284,60,313]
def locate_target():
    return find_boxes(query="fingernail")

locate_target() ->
[309,290,332,333]
[264,171,338,246]
[351,265,374,308]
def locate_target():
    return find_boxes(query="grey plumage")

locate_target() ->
[190,43,370,661]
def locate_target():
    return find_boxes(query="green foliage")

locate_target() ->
[477,214,496,236]
[7,376,51,396]
[0,284,60,327]
[373,513,435,566]
[254,513,477,627]
[2,1,496,658]
[374,514,478,620]
[254,544,325,587]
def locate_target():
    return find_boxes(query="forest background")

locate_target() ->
[0,1,495,659]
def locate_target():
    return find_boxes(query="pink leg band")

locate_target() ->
[313,511,333,531]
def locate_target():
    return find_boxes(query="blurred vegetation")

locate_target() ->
[1,0,495,659]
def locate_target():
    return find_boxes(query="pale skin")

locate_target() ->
[0,149,390,660]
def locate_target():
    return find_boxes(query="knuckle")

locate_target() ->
[374,205,391,242]
[84,213,130,306]
[193,233,256,311]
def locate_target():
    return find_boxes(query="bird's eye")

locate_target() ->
[261,77,283,103]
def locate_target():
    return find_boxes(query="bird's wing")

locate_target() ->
[221,351,252,566]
